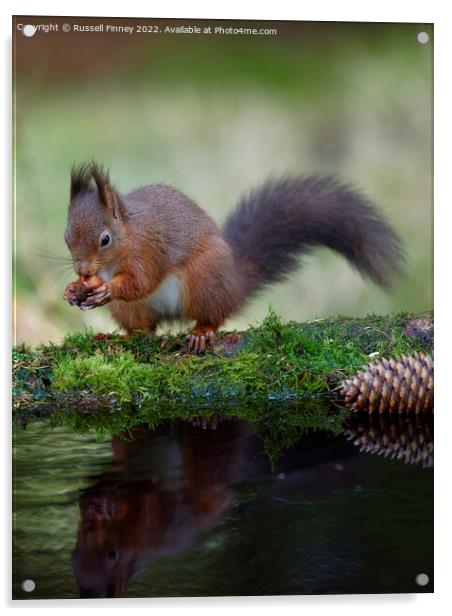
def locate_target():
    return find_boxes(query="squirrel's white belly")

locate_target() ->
[146,274,182,317]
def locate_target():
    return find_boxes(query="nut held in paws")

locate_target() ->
[63,275,103,307]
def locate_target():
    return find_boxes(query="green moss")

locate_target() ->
[13,309,433,421]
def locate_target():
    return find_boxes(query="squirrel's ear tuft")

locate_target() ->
[70,162,92,199]
[90,161,125,220]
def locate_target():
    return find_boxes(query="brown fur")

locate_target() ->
[181,235,242,328]
[108,300,158,335]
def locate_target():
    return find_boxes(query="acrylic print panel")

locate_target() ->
[12,16,433,599]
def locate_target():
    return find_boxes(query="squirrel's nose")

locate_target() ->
[75,262,91,277]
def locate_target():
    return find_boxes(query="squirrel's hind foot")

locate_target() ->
[186,326,217,354]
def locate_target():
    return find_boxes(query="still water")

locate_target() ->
[12,411,433,599]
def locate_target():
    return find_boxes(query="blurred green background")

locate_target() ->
[13,18,433,345]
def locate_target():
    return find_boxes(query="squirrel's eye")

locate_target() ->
[100,233,110,247]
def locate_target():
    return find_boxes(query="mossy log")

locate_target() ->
[13,311,433,421]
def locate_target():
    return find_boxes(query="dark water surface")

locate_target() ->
[12,412,433,599]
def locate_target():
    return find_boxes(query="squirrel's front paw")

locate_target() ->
[64,275,104,307]
[63,282,80,306]
[80,283,112,310]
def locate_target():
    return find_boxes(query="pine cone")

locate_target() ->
[340,352,433,414]
[343,414,433,468]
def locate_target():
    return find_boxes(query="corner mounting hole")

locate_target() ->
[415,573,429,587]
[22,25,37,37]
[22,579,35,592]
[417,32,429,44]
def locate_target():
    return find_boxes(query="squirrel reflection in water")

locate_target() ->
[72,420,261,598]
[72,414,433,598]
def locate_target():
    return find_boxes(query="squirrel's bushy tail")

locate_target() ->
[223,176,405,301]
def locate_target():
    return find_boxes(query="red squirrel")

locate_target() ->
[64,161,404,353]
